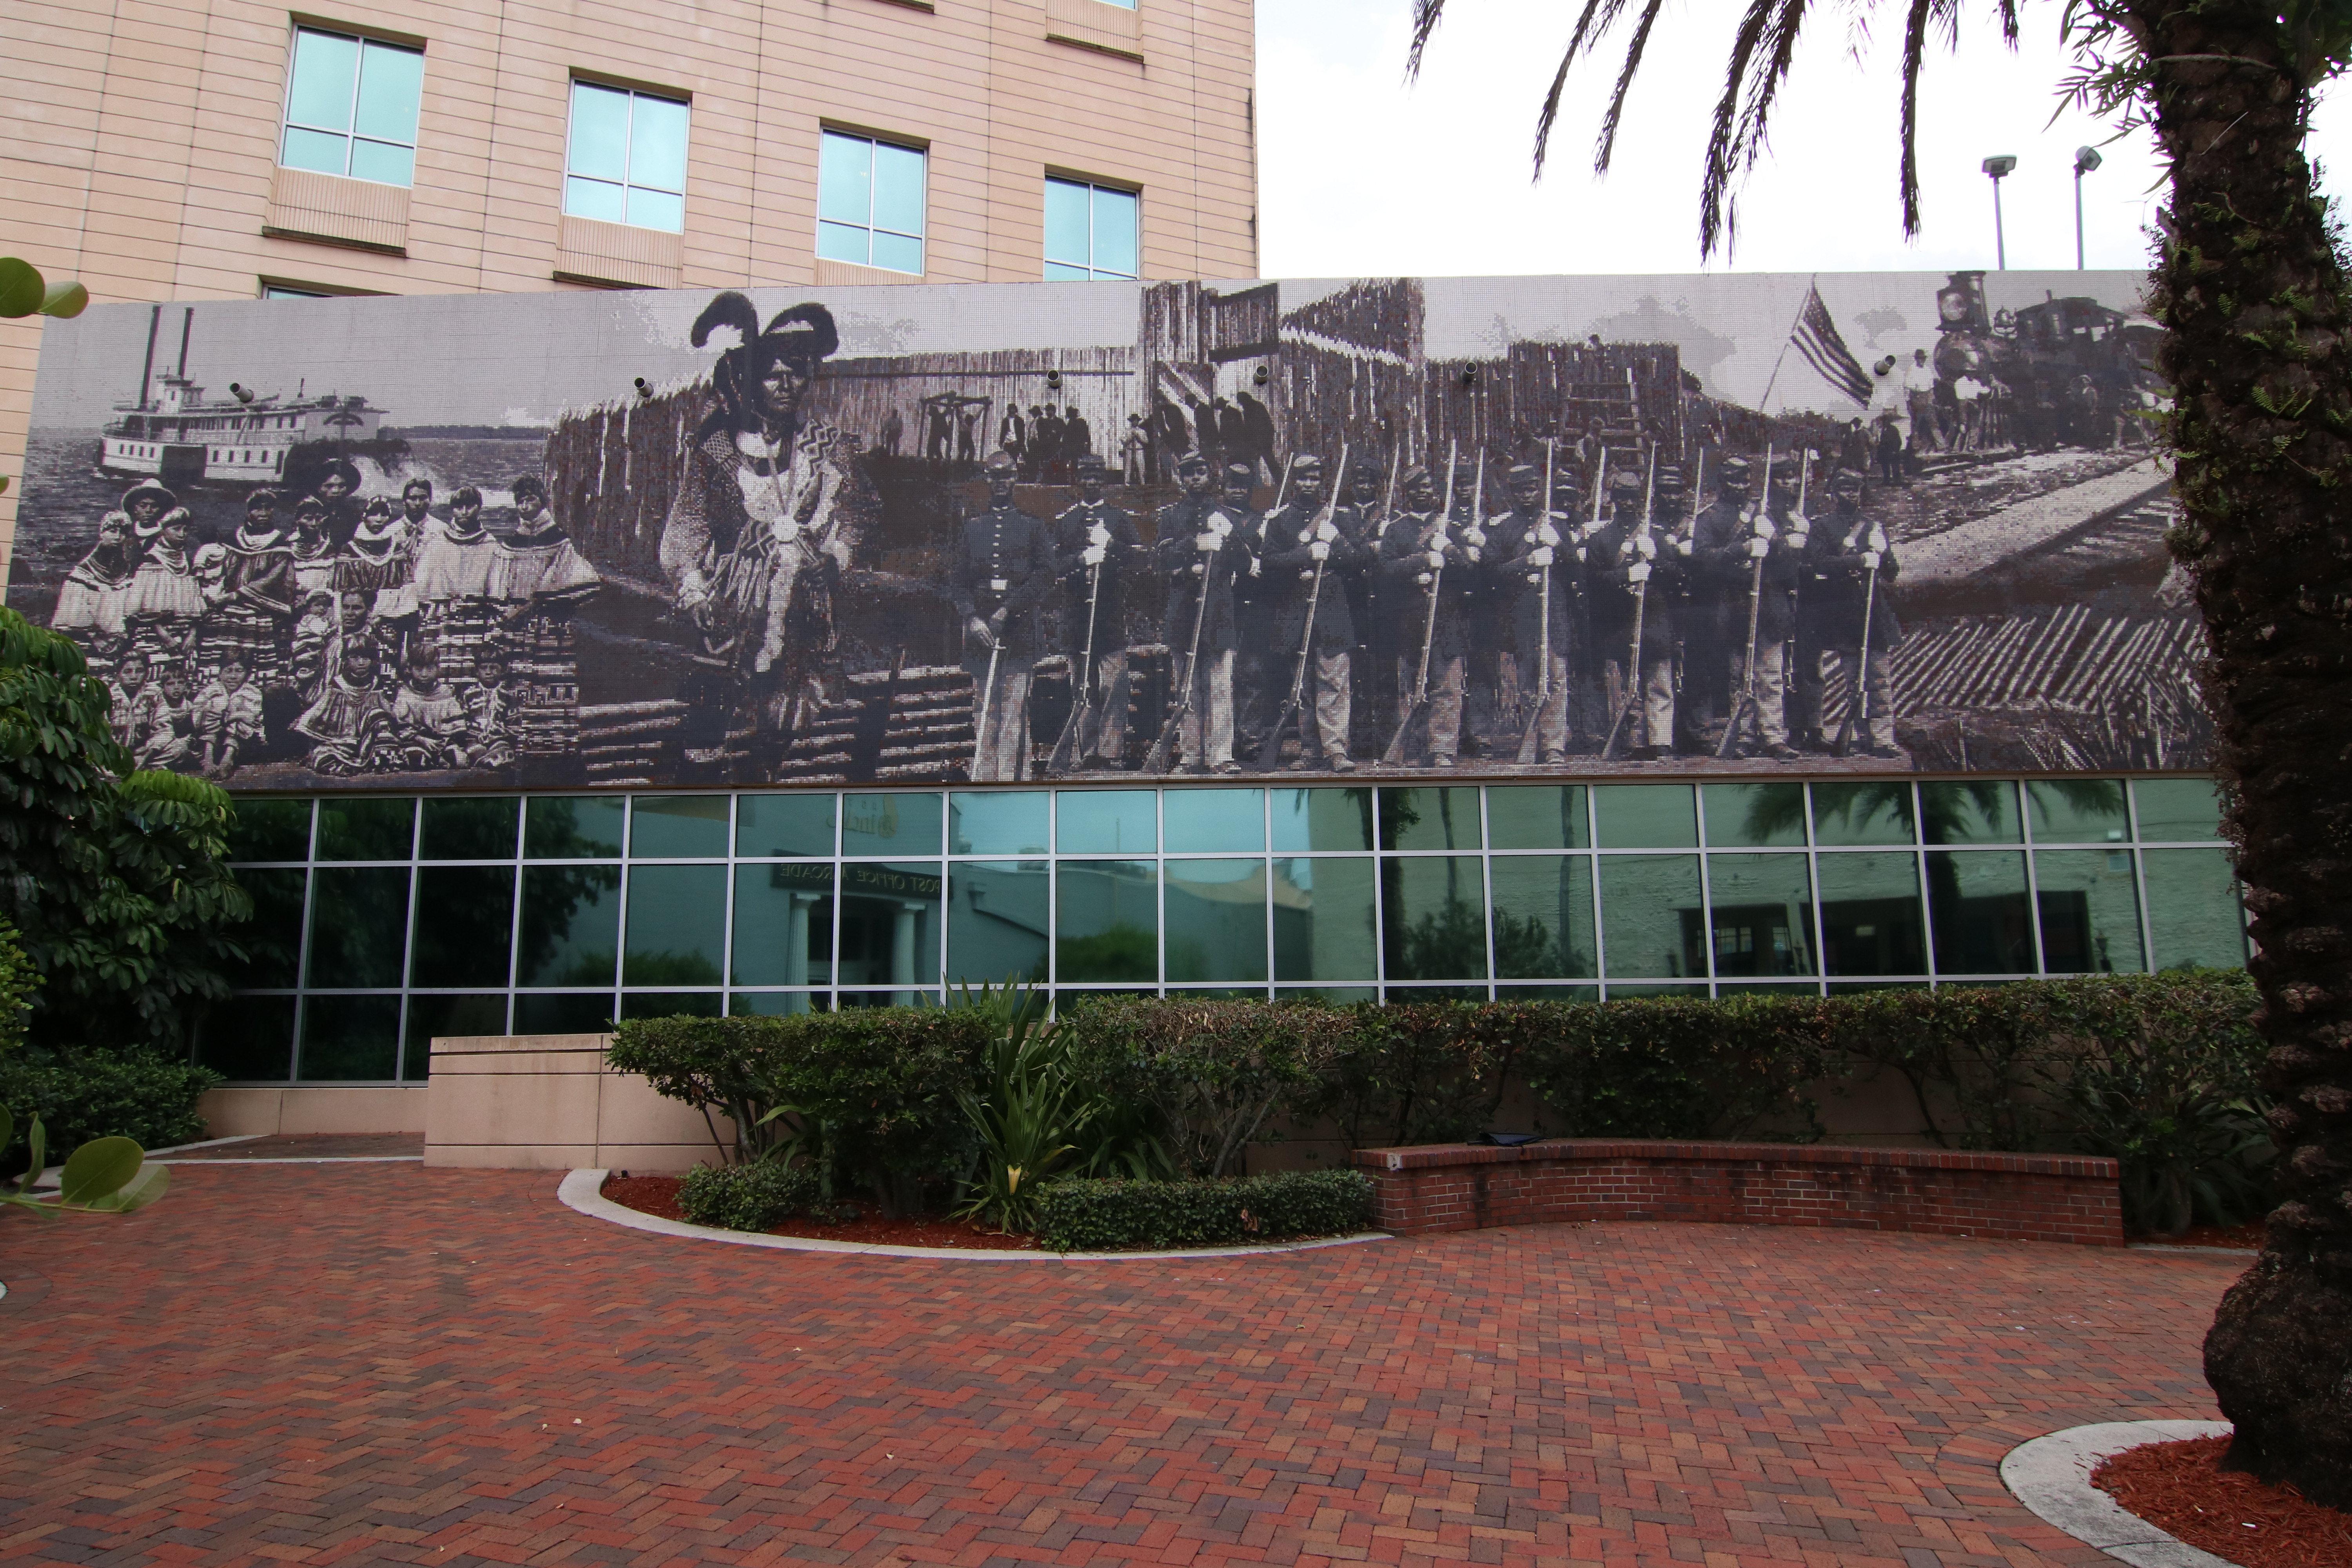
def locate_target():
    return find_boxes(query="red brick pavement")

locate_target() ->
[0,1163,2244,1567]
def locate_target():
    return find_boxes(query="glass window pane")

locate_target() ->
[517,864,621,987]
[738,793,835,858]
[526,795,626,858]
[1598,854,1702,979]
[731,991,831,1016]
[227,867,307,989]
[1378,787,1481,851]
[1272,857,1376,982]
[630,795,729,858]
[1090,187,1138,278]
[1815,851,1926,976]
[818,131,873,225]
[352,41,423,143]
[623,864,726,987]
[949,860,1047,987]
[1165,858,1267,983]
[1270,787,1374,852]
[299,994,401,1080]
[627,93,690,190]
[1044,260,1092,282]
[230,798,312,861]
[306,867,409,989]
[952,791,1049,855]
[1707,853,1816,977]
[2027,779,2130,843]
[420,797,519,860]
[317,797,414,860]
[2034,848,2145,973]
[816,220,870,266]
[839,861,942,989]
[2141,849,2247,971]
[1921,780,2022,844]
[844,792,941,856]
[408,866,515,988]
[347,139,414,187]
[731,861,835,987]
[1056,789,1156,854]
[1594,784,1697,849]
[1700,783,1804,848]
[1485,786,1588,850]
[870,140,926,235]
[621,992,723,1020]
[404,993,507,1080]
[201,994,295,1080]
[513,993,614,1034]
[1490,855,1595,979]
[1044,177,1090,267]
[567,81,631,181]
[1811,782,1916,846]
[2134,777,2223,841]
[869,229,922,274]
[625,186,685,233]
[564,176,628,224]
[286,30,359,132]
[1163,787,1264,853]
[279,125,348,173]
[1926,850,2033,976]
[1381,855,1487,981]
[1056,860,1158,984]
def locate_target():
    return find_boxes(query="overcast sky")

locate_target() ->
[1258,0,2352,278]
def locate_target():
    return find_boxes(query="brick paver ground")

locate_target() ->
[0,1163,2244,1567]
[158,1133,425,1160]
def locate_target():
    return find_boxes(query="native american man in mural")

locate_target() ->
[661,293,877,768]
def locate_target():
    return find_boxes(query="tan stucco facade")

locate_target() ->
[0,0,1258,566]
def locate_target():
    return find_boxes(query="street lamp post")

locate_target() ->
[2073,145,2103,269]
[1982,155,2017,270]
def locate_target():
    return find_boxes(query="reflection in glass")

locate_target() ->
[307,867,409,988]
[844,860,944,994]
[1276,985,1376,1005]
[1485,786,1588,849]
[1489,855,1595,978]
[1163,788,1265,853]
[229,867,306,988]
[517,864,621,987]
[2132,778,2224,841]
[299,993,401,1080]
[1924,850,2034,975]
[1165,858,1267,983]
[201,995,295,1080]
[1271,858,1377,982]
[316,797,415,860]
[409,866,515,988]
[1378,787,1482,851]
[1496,984,1598,1002]
[1056,790,1156,854]
[951,791,1048,855]
[526,796,625,859]
[1593,784,1698,848]
[732,861,834,987]
[1381,855,1487,981]
[419,797,519,860]
[2034,849,2145,972]
[513,992,614,1034]
[1706,853,1815,976]
[621,991,723,1019]
[731,991,832,1016]
[403,993,506,1078]
[1815,851,1926,975]
[1599,854,1701,978]
[1269,787,1375,852]
[1700,783,1804,848]
[737,792,835,858]
[1920,780,2021,844]
[843,792,942,857]
[2142,849,2247,970]
[631,795,730,859]
[624,864,727,986]
[1809,782,1916,846]
[2027,778,2130,843]
[229,797,312,861]
[1056,860,1158,983]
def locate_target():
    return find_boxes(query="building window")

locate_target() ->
[817,131,926,275]
[278,27,424,188]
[261,285,328,300]
[1044,177,1139,281]
[564,81,690,233]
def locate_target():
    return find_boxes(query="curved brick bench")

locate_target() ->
[1353,1139,2124,1247]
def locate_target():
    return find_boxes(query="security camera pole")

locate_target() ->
[2073,145,2103,270]
[1981,155,2016,269]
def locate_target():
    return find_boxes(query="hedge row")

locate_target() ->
[676,1161,822,1232]
[1034,1169,1375,1252]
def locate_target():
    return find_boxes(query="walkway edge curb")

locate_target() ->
[2000,1420,2237,1568]
[557,1169,1394,1261]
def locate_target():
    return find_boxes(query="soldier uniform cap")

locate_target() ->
[1291,454,1325,475]
[1609,468,1644,493]
[1074,452,1107,472]
[1402,466,1434,489]
[1223,462,1258,486]
[1176,452,1212,473]
[1719,457,1753,484]
[984,450,1018,475]
[1506,463,1540,481]
[1347,457,1384,481]
[1831,467,1867,487]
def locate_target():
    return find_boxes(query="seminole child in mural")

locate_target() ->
[661,293,879,768]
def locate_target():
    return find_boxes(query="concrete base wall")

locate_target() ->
[199,1085,430,1137]
[424,1034,734,1172]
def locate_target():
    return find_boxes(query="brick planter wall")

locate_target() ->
[1353,1140,2124,1247]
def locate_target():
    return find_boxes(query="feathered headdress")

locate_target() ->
[690,292,840,441]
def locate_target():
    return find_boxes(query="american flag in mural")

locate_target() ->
[1789,282,1873,404]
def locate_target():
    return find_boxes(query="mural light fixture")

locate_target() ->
[1982,154,2018,270]
[2073,145,2103,270]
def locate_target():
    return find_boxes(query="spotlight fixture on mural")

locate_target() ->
[1460,365,1479,387]
[1254,364,1270,385]
[633,376,654,399]
[230,383,254,404]
[1045,368,1063,390]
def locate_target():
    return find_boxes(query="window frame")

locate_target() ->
[276,24,425,188]
[815,129,929,276]
[1043,175,1140,281]
[561,78,693,234]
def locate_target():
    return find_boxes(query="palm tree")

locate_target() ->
[1404,0,2352,1504]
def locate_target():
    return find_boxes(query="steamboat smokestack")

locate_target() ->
[138,305,160,412]
[176,307,193,379]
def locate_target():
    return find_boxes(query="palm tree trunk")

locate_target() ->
[2141,0,2352,1507]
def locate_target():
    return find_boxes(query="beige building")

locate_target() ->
[0,0,1259,563]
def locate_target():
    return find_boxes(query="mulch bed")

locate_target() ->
[600,1174,1037,1250]
[2093,1436,2352,1568]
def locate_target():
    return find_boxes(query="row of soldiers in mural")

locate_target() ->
[953,441,1902,779]
[54,471,596,778]
[880,388,1283,487]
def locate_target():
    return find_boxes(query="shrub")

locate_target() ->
[1033,1169,1374,1252]
[677,1161,820,1232]
[0,1050,218,1158]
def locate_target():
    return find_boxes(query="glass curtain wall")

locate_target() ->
[210,775,2245,1082]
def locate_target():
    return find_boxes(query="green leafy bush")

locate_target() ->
[1034,1169,1375,1252]
[677,1160,821,1232]
[0,1050,218,1158]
